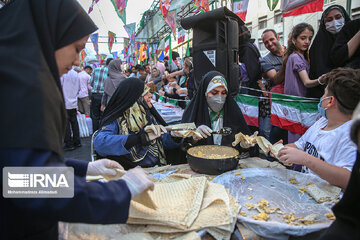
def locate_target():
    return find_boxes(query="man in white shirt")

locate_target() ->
[278,68,360,189]
[75,66,92,115]
[61,68,81,151]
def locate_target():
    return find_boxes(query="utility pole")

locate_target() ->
[346,0,352,16]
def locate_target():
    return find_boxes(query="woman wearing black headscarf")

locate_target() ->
[95,77,182,169]
[182,71,255,152]
[308,5,350,98]
[0,1,153,239]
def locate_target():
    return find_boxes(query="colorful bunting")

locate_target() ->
[164,35,172,63]
[138,44,146,62]
[80,49,87,66]
[123,22,136,38]
[88,0,100,14]
[233,0,249,21]
[160,0,172,18]
[124,37,130,58]
[110,0,128,25]
[124,22,136,51]
[164,10,177,37]
[112,52,118,59]
[108,31,116,53]
[158,51,165,61]
[90,33,99,56]
[178,27,185,44]
[193,0,209,13]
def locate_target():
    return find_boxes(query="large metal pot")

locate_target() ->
[186,145,240,175]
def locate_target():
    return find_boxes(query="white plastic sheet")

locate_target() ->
[212,168,338,240]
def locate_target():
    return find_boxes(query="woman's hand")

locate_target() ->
[87,159,124,176]
[196,125,213,139]
[121,168,155,199]
[144,124,167,141]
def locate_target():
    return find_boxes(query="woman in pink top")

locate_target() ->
[277,23,326,143]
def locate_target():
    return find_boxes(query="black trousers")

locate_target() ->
[64,109,80,147]
[90,93,102,132]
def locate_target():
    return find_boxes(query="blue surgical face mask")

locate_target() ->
[318,97,331,118]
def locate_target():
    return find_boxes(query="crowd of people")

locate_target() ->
[1,0,360,239]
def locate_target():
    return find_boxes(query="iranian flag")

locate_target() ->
[233,0,249,21]
[178,28,185,44]
[234,94,259,127]
[281,0,324,17]
[271,93,320,134]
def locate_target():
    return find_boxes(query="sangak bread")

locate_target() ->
[128,177,207,228]
[306,184,341,203]
[159,173,192,183]
[127,178,240,240]
[238,158,285,169]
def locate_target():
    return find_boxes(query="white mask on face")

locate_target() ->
[207,95,226,113]
[325,18,345,34]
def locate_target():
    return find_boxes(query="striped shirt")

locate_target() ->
[89,66,108,94]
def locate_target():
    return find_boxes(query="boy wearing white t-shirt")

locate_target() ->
[278,68,360,189]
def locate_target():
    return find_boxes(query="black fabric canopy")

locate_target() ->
[182,71,250,147]
[0,0,97,156]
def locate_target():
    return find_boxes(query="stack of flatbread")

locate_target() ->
[127,175,241,240]
[233,133,285,158]
[166,123,203,139]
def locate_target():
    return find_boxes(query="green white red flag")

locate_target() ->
[233,0,249,21]
[270,93,320,134]
[234,94,259,127]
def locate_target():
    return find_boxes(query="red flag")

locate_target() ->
[80,49,87,63]
[282,0,323,17]
[108,31,116,53]
[160,0,171,18]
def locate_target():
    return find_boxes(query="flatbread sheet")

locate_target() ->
[128,177,207,228]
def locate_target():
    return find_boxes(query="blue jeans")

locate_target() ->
[259,116,271,140]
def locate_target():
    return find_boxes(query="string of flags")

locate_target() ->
[84,0,324,66]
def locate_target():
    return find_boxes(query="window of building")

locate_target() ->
[274,12,283,24]
[324,0,335,4]
[352,7,360,20]
[258,39,266,51]
[279,34,284,45]
[259,17,267,30]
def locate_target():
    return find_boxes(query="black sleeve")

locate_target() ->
[330,19,360,67]
[124,131,150,149]
[239,44,261,94]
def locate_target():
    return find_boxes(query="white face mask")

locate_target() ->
[207,95,226,113]
[325,18,345,34]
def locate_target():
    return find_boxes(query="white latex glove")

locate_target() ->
[87,159,124,176]
[240,131,258,149]
[170,130,203,140]
[196,125,213,139]
[144,124,167,141]
[121,168,155,199]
